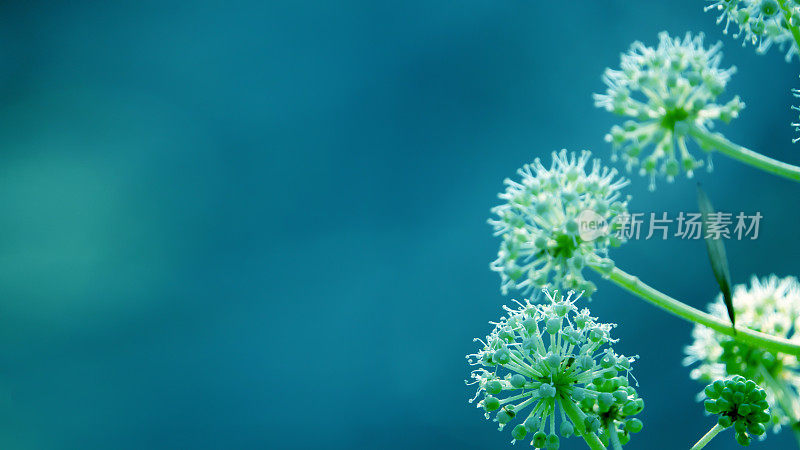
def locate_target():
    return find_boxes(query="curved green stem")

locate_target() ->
[691,423,725,450]
[588,264,800,357]
[687,125,800,182]
[559,395,606,450]
[778,0,800,56]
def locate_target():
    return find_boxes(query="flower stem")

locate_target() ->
[608,423,623,450]
[687,124,800,182]
[588,264,800,357]
[559,395,607,450]
[778,0,800,57]
[691,423,725,450]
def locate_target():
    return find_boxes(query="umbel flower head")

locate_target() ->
[685,275,800,432]
[489,150,629,298]
[703,376,771,446]
[466,290,644,448]
[705,0,800,61]
[594,32,744,190]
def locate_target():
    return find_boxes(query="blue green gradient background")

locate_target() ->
[0,1,798,449]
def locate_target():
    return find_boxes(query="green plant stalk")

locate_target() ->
[588,264,800,357]
[559,395,606,450]
[778,0,800,55]
[687,125,800,182]
[690,423,725,450]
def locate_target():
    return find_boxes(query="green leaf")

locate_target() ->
[697,184,735,328]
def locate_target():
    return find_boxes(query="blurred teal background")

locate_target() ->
[0,1,799,449]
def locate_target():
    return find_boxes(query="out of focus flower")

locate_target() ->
[685,275,800,432]
[704,0,800,61]
[594,32,743,189]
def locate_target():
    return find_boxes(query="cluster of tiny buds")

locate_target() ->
[594,32,743,190]
[703,376,771,446]
[489,150,629,298]
[705,0,800,61]
[466,290,644,448]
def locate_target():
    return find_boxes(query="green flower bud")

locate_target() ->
[485,380,502,395]
[546,433,560,450]
[483,396,500,412]
[512,424,527,441]
[597,392,615,412]
[584,415,601,433]
[533,431,547,447]
[509,374,526,389]
[735,432,751,446]
[559,421,574,437]
[626,418,643,433]
[494,347,511,365]
[546,318,562,335]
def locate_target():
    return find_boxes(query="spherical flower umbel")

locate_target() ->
[466,290,644,448]
[594,32,744,190]
[703,376,771,446]
[704,0,800,61]
[684,275,800,432]
[489,150,630,298]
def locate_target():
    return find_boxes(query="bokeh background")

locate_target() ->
[0,1,798,449]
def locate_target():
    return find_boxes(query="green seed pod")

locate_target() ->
[493,347,511,365]
[546,318,562,335]
[546,433,560,450]
[509,374,526,389]
[532,431,547,448]
[597,392,615,412]
[735,432,751,446]
[747,422,765,436]
[524,416,539,431]
[584,415,601,433]
[485,380,502,395]
[559,421,574,438]
[483,396,500,412]
[512,424,527,441]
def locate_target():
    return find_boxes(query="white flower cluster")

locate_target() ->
[594,32,743,189]
[684,275,800,432]
[467,291,644,448]
[489,150,629,298]
[705,0,800,61]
